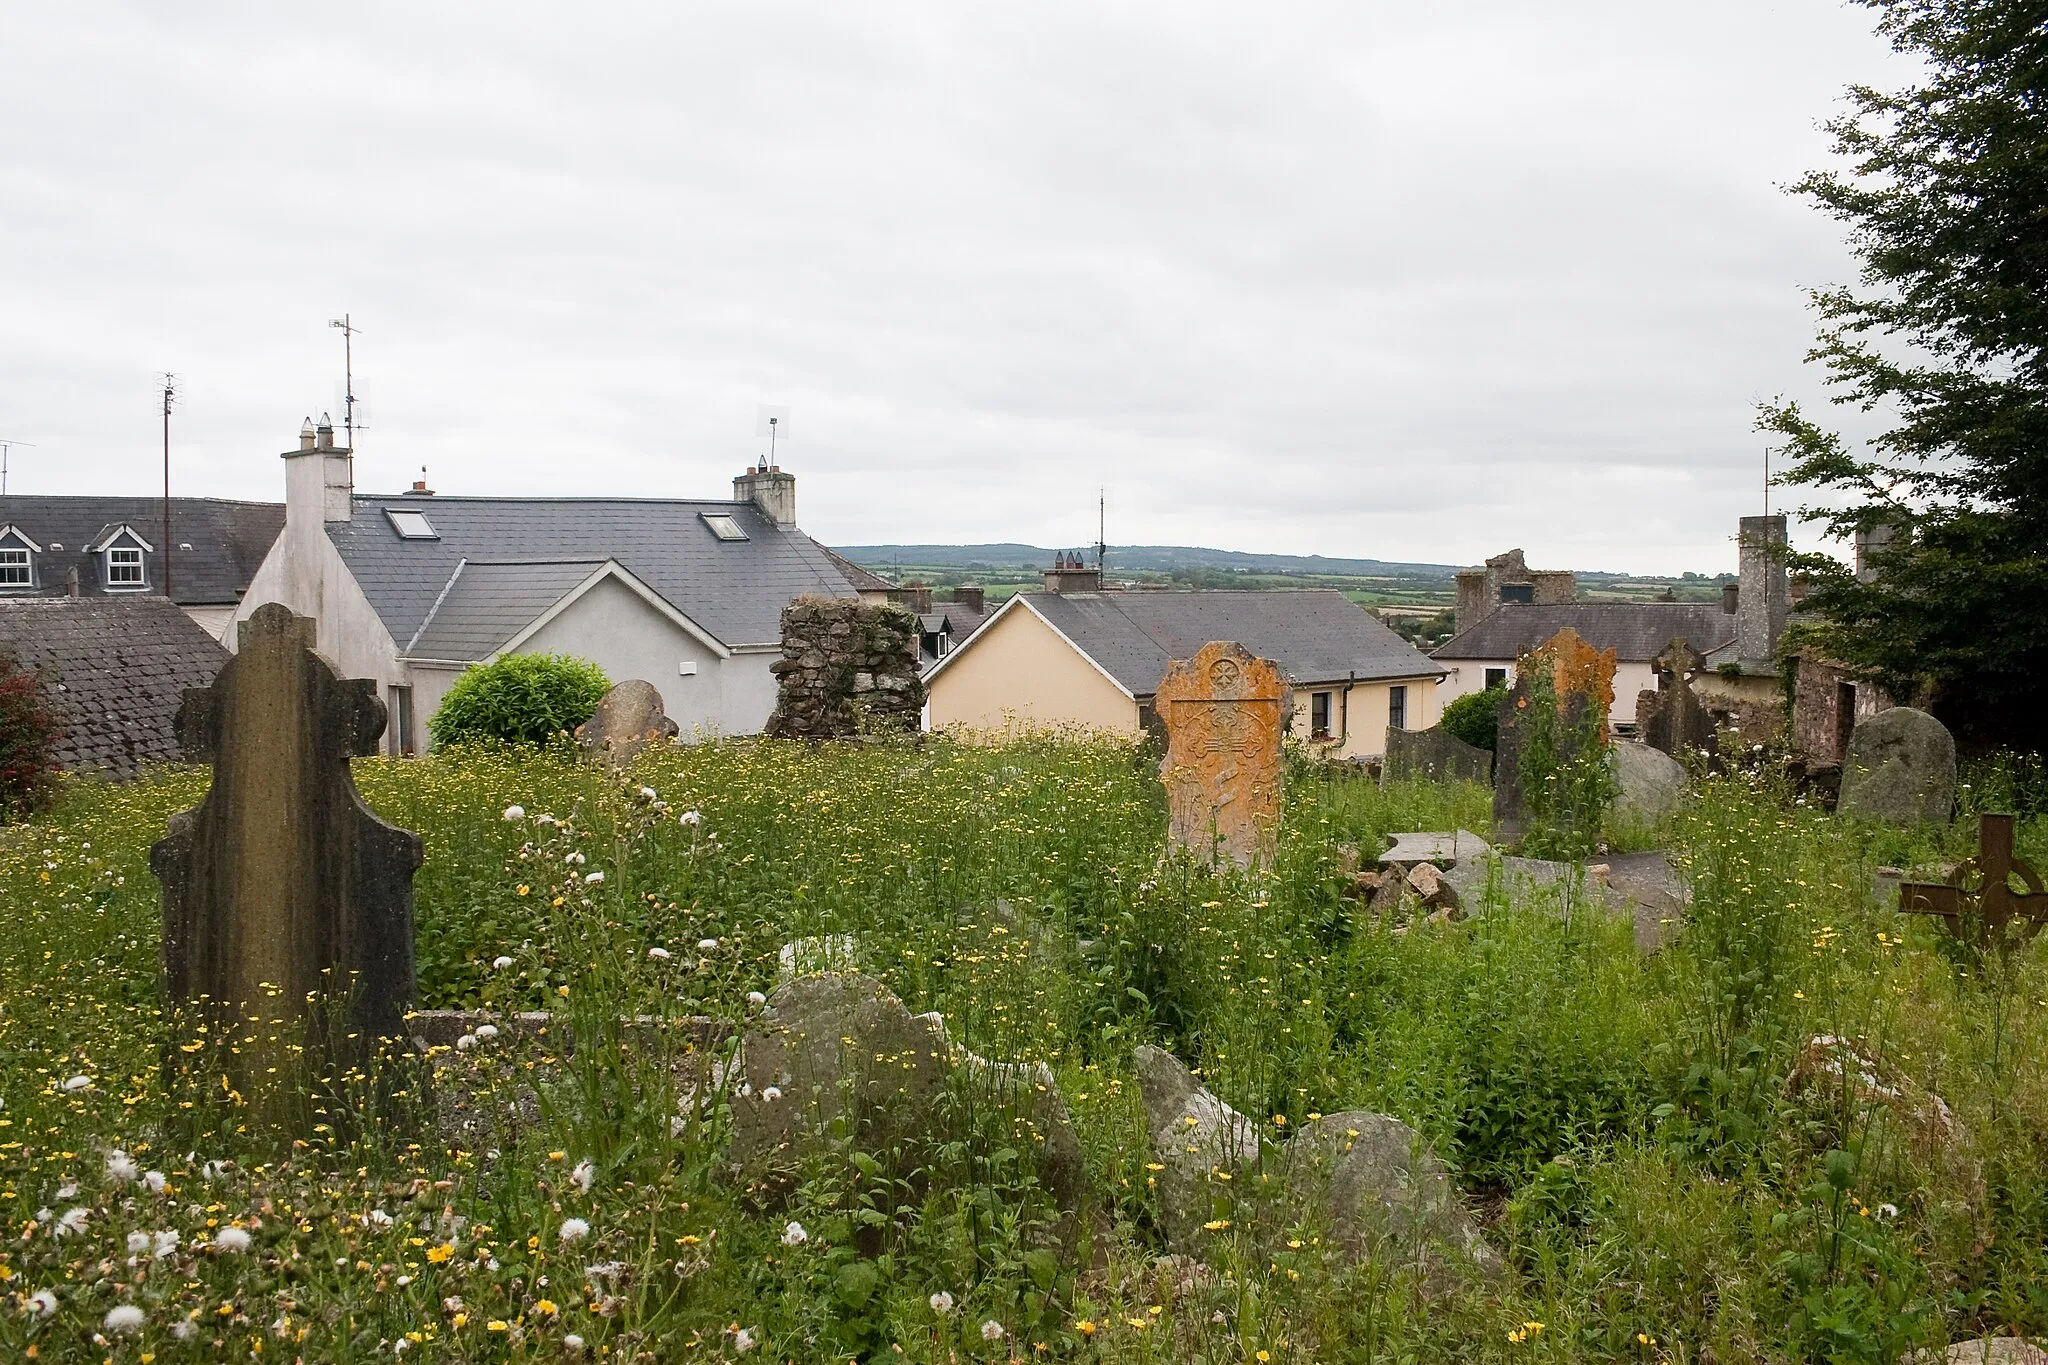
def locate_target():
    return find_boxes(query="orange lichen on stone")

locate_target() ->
[1156,641,1291,867]
[1521,627,1616,732]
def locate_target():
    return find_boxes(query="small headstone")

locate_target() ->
[1838,706,1957,825]
[574,680,679,765]
[1157,641,1290,866]
[150,603,422,1139]
[1609,742,1686,828]
[1635,637,1717,761]
[1382,726,1492,785]
[1492,628,1616,833]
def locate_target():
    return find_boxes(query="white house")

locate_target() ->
[231,417,864,751]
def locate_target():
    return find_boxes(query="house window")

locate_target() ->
[390,685,416,756]
[1309,690,1331,739]
[1485,667,1507,689]
[701,513,748,542]
[0,546,28,587]
[1499,584,1534,604]
[107,546,145,588]
[385,509,438,539]
[1388,685,1408,731]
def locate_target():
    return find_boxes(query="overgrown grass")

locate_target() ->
[3,736,2047,1361]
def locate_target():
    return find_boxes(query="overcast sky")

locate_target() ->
[1,2,1914,575]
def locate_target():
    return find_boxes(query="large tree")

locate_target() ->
[1760,0,2048,745]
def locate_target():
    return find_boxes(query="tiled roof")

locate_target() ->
[325,496,860,650]
[822,547,894,592]
[405,560,606,660]
[0,496,283,605]
[1433,602,1736,663]
[1013,589,1441,696]
[0,596,227,779]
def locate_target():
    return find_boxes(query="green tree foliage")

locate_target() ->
[427,652,611,747]
[1439,682,1503,752]
[0,650,61,821]
[1759,0,2048,742]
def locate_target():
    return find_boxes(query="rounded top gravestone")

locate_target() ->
[1838,706,1957,826]
[574,680,679,765]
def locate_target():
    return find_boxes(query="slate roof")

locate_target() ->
[0,596,227,779]
[822,547,895,593]
[0,496,283,605]
[405,560,607,661]
[1432,602,1736,663]
[324,496,860,653]
[993,589,1441,697]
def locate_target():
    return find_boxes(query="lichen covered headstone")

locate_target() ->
[1157,641,1290,866]
[1493,627,1616,833]
[150,603,422,1138]
[1838,706,1957,825]
[1635,637,1716,761]
[574,679,678,764]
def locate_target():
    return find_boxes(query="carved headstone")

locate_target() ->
[1492,628,1616,831]
[574,680,679,764]
[150,603,423,1138]
[1635,637,1717,761]
[1839,706,1956,825]
[1156,641,1290,866]
[1382,725,1493,785]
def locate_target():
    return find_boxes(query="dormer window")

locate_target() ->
[0,526,37,589]
[89,524,153,591]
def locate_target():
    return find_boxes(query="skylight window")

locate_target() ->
[701,513,748,542]
[385,509,438,540]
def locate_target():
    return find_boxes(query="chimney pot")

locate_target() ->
[315,413,335,451]
[299,418,317,452]
[1722,582,1739,614]
[951,584,985,614]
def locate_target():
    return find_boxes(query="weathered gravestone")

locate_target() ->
[1382,725,1493,785]
[1838,706,1957,825]
[1609,741,1686,828]
[1492,628,1616,834]
[574,679,679,764]
[1635,637,1717,761]
[1157,641,1291,866]
[150,603,423,1138]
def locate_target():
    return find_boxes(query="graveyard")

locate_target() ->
[2,613,2047,1363]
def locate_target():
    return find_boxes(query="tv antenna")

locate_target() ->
[1096,487,1107,573]
[159,373,177,599]
[755,404,791,467]
[328,314,361,451]
[0,438,35,495]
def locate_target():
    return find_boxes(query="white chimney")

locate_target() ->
[284,413,353,527]
[733,462,795,526]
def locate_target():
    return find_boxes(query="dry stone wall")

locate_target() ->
[765,596,925,739]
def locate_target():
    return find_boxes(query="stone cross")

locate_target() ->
[1899,813,2048,946]
[1156,641,1290,866]
[150,603,422,1137]
[1636,636,1716,760]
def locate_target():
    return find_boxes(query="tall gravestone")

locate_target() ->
[1382,725,1493,785]
[1838,706,1956,825]
[151,603,423,1137]
[1157,641,1290,866]
[1635,637,1717,761]
[1493,628,1617,832]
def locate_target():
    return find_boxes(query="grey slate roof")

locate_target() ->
[1432,602,1736,663]
[325,496,859,652]
[1016,589,1441,696]
[0,596,227,779]
[406,560,606,661]
[0,496,283,605]
[822,546,895,593]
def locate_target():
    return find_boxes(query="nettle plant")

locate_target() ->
[1513,658,1616,861]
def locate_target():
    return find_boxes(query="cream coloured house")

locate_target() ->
[924,572,1444,758]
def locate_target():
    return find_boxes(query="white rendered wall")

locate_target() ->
[517,576,730,739]
[1436,658,1655,728]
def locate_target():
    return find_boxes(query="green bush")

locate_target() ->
[1439,683,1502,752]
[0,650,61,821]
[427,651,610,747]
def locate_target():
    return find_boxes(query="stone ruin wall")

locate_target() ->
[765,596,925,740]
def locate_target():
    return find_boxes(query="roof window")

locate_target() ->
[385,508,438,540]
[701,513,749,542]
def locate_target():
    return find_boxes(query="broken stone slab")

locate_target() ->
[1440,853,1582,915]
[778,934,858,980]
[1132,1045,1498,1281]
[1379,830,1491,869]
[731,972,1083,1214]
[1598,850,1687,952]
[1909,1340,2048,1365]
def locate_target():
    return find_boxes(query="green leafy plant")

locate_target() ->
[427,651,611,747]
[1440,683,1502,753]
[0,649,61,821]
[1513,660,1616,860]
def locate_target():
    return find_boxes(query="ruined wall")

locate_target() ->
[765,596,924,739]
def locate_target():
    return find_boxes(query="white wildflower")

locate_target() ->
[154,1229,180,1257]
[565,851,586,866]
[570,1159,596,1195]
[646,947,671,961]
[929,1290,955,1314]
[761,1086,782,1102]
[144,1170,167,1195]
[54,1207,88,1238]
[781,1221,807,1247]
[62,1075,91,1092]
[584,871,605,885]
[202,1160,230,1182]
[493,956,514,970]
[105,1150,138,1184]
[127,1231,151,1254]
[27,1288,57,1317]
[394,1340,412,1356]
[981,1319,1006,1341]
[696,938,718,951]
[638,787,658,802]
[559,1217,590,1243]
[679,809,702,827]
[213,1226,252,1252]
[473,1024,499,1040]
[171,1318,197,1340]
[746,990,766,1007]
[55,1182,78,1200]
[369,1208,394,1228]
[455,1034,477,1052]
[733,1326,757,1353]
[564,1334,586,1352]
[104,1304,145,1334]
[394,1275,412,1288]
[502,805,525,822]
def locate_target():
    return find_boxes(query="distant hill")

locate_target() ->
[837,544,1463,578]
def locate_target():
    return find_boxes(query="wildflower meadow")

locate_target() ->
[4,735,2048,1361]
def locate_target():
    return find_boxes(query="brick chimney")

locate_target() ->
[734,462,796,526]
[283,413,353,527]
[951,584,985,614]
